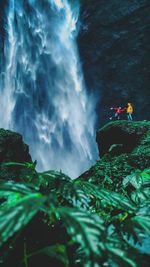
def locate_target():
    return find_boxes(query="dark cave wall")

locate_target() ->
[78,0,150,126]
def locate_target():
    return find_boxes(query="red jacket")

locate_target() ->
[112,107,126,114]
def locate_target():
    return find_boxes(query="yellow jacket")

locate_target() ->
[127,104,133,113]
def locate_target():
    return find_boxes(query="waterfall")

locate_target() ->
[0,0,98,178]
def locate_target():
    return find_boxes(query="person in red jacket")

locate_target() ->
[109,106,126,120]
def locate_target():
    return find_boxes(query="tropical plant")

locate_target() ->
[0,162,150,267]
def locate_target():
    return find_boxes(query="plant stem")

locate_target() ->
[24,239,28,267]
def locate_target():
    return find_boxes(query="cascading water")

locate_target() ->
[0,0,98,178]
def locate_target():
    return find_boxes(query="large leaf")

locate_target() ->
[123,168,150,190]
[105,235,137,267]
[56,207,105,266]
[119,208,150,245]
[0,180,38,208]
[58,181,90,209]
[39,172,90,209]
[141,168,150,181]
[0,193,45,246]
[131,187,150,204]
[0,161,37,170]
[76,181,136,213]
[37,170,71,192]
[131,215,150,236]
[0,180,34,195]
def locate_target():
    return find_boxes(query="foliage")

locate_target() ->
[123,168,150,204]
[0,163,150,266]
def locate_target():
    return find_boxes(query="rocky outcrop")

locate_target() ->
[96,120,150,156]
[0,128,32,163]
[1,120,150,189]
[79,121,150,189]
[78,0,150,125]
[0,128,36,182]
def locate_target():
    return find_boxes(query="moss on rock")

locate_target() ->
[79,121,150,191]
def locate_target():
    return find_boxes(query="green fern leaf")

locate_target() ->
[131,215,150,236]
[131,188,150,204]
[123,168,150,191]
[76,181,136,212]
[0,180,34,195]
[105,236,137,267]
[59,182,90,209]
[38,170,71,191]
[57,207,104,264]
[0,193,45,246]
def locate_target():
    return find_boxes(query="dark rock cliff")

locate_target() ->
[79,121,150,189]
[96,120,150,156]
[78,0,150,125]
[0,128,32,163]
[0,128,36,181]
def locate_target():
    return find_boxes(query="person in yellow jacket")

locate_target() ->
[127,102,133,121]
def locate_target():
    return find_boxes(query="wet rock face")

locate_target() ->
[0,128,32,163]
[0,128,33,181]
[78,0,150,125]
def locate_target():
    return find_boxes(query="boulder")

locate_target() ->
[0,128,36,182]
[79,121,150,189]
[96,120,150,156]
[0,128,32,163]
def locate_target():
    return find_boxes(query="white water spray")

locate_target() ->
[0,0,98,178]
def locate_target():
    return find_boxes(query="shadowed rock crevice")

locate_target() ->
[96,121,148,156]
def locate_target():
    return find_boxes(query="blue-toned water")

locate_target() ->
[0,0,98,178]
